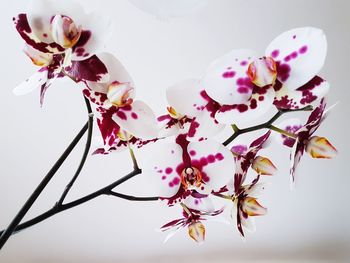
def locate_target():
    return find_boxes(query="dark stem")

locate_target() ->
[223,106,313,146]
[57,97,94,206]
[108,191,159,201]
[0,122,88,249]
[0,168,142,236]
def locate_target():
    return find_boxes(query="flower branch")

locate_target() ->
[223,105,313,146]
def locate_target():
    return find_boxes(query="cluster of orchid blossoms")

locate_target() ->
[13,0,337,244]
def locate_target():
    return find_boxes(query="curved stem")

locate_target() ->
[223,106,312,146]
[0,168,142,236]
[0,122,88,249]
[108,191,159,201]
[57,97,94,206]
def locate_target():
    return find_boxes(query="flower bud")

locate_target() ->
[107,82,135,107]
[51,15,81,48]
[241,197,267,216]
[188,221,205,243]
[252,156,277,175]
[306,136,337,159]
[23,44,53,67]
[247,57,277,87]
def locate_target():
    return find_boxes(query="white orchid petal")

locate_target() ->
[13,70,48,96]
[216,86,274,125]
[187,140,235,192]
[166,79,207,117]
[201,49,257,105]
[266,27,327,89]
[112,101,158,140]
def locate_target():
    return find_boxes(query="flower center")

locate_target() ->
[180,167,202,189]
[107,81,135,107]
[247,56,277,87]
[51,15,82,49]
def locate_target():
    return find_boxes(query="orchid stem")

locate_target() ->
[0,120,89,249]
[128,145,139,170]
[56,96,94,206]
[108,191,159,201]
[0,168,142,237]
[223,106,312,146]
[180,203,192,216]
[269,125,297,139]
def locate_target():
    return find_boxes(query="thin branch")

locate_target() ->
[57,97,94,206]
[108,191,159,201]
[223,106,313,146]
[0,168,142,236]
[0,122,89,249]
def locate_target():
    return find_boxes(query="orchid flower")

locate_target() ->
[230,178,268,237]
[13,0,111,105]
[158,79,224,140]
[199,27,329,125]
[281,99,337,182]
[274,99,337,183]
[230,131,276,193]
[216,132,276,236]
[160,196,223,243]
[144,134,235,205]
[84,53,158,151]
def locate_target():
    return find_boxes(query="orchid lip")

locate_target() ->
[180,167,202,190]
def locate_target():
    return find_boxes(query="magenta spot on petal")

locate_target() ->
[250,98,257,109]
[173,177,180,185]
[237,87,250,94]
[271,49,279,58]
[194,199,199,205]
[293,35,296,39]
[189,150,196,156]
[116,111,127,120]
[276,62,291,82]
[161,175,167,180]
[291,51,298,59]
[165,167,173,174]
[43,33,48,38]
[240,60,248,66]
[131,112,138,119]
[207,155,215,163]
[215,153,224,161]
[222,71,236,78]
[258,95,264,101]
[169,182,174,187]
[299,45,308,54]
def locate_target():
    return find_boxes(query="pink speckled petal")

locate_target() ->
[27,0,85,44]
[187,109,225,141]
[112,100,158,140]
[183,196,215,213]
[144,142,183,198]
[215,86,274,125]
[166,79,207,118]
[290,140,305,184]
[273,77,329,109]
[187,140,235,193]
[13,70,48,96]
[274,118,302,148]
[86,53,133,94]
[71,12,112,61]
[266,27,327,90]
[201,49,257,105]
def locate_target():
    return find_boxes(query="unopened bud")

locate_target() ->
[306,136,337,159]
[252,156,277,175]
[188,221,205,243]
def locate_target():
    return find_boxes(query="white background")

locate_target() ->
[0,0,349,262]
